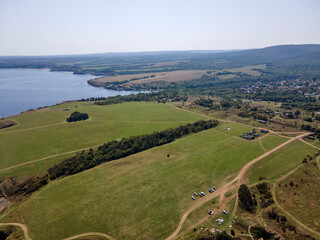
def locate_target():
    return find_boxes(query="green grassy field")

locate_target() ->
[260,134,288,151]
[247,140,317,184]
[0,102,204,176]
[1,121,287,240]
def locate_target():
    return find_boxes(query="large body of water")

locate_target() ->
[0,69,138,118]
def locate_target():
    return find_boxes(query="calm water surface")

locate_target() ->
[0,69,138,118]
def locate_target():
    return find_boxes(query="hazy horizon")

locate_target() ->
[1,0,320,56]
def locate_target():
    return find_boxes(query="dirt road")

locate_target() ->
[165,133,309,240]
[62,232,116,240]
[272,183,320,238]
[0,223,31,240]
[0,144,102,172]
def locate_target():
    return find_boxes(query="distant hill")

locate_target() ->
[0,44,319,75]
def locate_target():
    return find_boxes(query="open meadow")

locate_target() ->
[275,161,320,233]
[0,101,204,177]
[0,119,288,240]
[247,140,317,184]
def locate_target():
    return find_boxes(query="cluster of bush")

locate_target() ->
[238,184,257,212]
[194,98,214,108]
[250,226,275,240]
[267,208,296,233]
[48,120,218,180]
[256,182,274,208]
[0,175,49,199]
[66,111,89,122]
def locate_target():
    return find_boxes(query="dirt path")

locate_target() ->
[0,119,193,135]
[258,135,267,152]
[0,122,67,135]
[168,104,303,138]
[63,232,116,240]
[0,144,103,172]
[299,138,320,150]
[0,223,117,240]
[165,133,309,240]
[298,139,320,170]
[248,225,254,240]
[272,183,320,238]
[0,222,31,240]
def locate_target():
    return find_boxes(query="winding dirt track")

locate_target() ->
[0,122,67,135]
[272,183,320,238]
[0,134,310,240]
[0,144,101,172]
[165,133,309,240]
[62,232,117,240]
[0,223,31,240]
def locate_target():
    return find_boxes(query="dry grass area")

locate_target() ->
[144,61,180,68]
[92,64,266,86]
[227,64,266,76]
[276,161,320,232]
[93,70,210,84]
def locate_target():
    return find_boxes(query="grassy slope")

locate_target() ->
[4,124,288,240]
[248,140,317,184]
[0,102,203,175]
[276,161,320,232]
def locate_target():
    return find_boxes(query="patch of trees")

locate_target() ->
[256,182,274,208]
[250,226,275,240]
[196,231,233,240]
[194,98,214,108]
[302,151,319,163]
[238,184,256,212]
[80,97,107,102]
[48,120,218,180]
[94,91,187,105]
[304,117,313,122]
[66,111,89,122]
[0,175,49,199]
[301,124,316,132]
[267,208,297,234]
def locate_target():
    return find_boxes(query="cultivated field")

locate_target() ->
[0,101,204,177]
[1,121,286,240]
[90,65,265,87]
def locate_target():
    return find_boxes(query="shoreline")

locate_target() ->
[0,67,97,76]
[0,69,140,119]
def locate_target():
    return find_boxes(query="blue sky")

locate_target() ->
[0,0,319,55]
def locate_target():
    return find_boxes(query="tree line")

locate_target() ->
[48,120,218,180]
[94,91,188,105]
